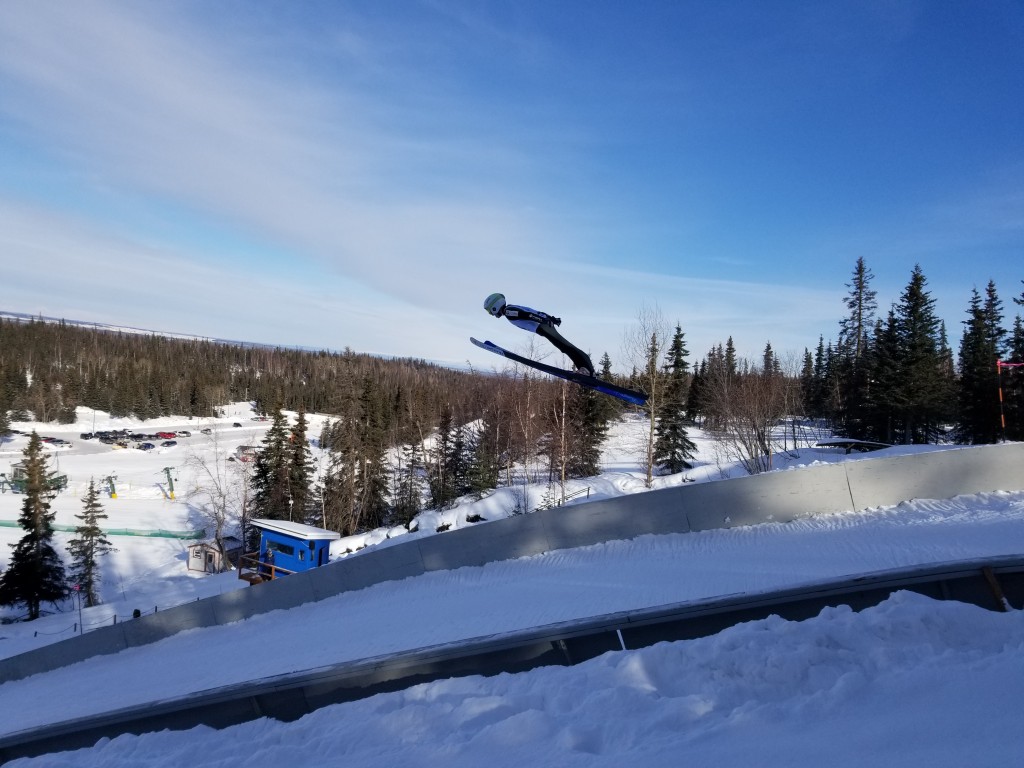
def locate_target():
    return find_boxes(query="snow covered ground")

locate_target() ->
[1,406,1023,766]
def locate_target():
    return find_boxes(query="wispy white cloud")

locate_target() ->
[0,3,573,313]
[1,2,1019,373]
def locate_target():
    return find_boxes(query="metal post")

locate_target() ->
[74,584,82,635]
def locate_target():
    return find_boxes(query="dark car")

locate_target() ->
[80,432,95,440]
[232,422,243,428]
[139,442,155,451]
[161,440,177,447]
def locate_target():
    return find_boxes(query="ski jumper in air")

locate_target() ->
[483,293,594,377]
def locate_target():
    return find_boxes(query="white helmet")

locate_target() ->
[483,292,506,317]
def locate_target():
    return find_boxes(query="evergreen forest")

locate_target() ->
[2,260,1023,543]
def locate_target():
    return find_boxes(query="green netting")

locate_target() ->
[0,519,205,539]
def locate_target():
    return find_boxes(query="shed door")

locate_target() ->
[206,551,216,573]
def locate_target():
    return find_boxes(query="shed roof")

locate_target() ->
[251,518,341,540]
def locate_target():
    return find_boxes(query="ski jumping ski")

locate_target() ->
[471,337,648,406]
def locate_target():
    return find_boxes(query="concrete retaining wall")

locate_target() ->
[3,442,1022,684]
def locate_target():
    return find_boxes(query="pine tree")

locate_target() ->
[250,405,292,542]
[0,432,68,619]
[392,442,426,527]
[566,383,609,478]
[653,325,696,473]
[288,405,315,522]
[724,337,738,378]
[594,353,623,423]
[893,266,951,443]
[354,377,391,530]
[428,408,456,508]
[799,349,815,418]
[467,414,501,497]
[320,431,359,535]
[1004,315,1024,441]
[67,480,115,607]
[838,257,878,361]
[865,313,901,443]
[686,359,708,426]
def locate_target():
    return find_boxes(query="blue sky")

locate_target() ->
[1,1,1022,371]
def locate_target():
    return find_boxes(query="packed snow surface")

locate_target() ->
[1,405,1023,766]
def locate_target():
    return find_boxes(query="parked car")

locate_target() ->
[200,428,213,435]
[139,442,155,451]
[156,431,176,440]
[130,433,146,441]
[161,440,177,447]
[80,432,94,440]
[177,430,192,437]
[232,422,243,428]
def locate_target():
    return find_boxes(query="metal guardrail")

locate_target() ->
[533,486,591,512]
[2,555,1021,762]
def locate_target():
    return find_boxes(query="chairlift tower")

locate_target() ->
[162,467,177,500]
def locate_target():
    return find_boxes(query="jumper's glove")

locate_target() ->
[551,316,562,326]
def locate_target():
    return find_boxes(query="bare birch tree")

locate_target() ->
[702,349,793,475]
[184,427,253,571]
[622,304,669,487]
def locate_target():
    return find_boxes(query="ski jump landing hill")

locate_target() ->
[2,443,1023,685]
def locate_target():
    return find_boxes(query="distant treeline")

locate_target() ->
[0,318,496,439]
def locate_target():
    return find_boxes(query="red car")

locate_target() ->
[156,431,176,440]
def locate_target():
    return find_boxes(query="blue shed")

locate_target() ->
[248,518,340,580]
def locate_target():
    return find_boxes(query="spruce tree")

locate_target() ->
[0,432,68,619]
[320,436,358,535]
[686,359,708,426]
[288,405,315,523]
[467,414,501,497]
[428,408,456,508]
[566,384,608,478]
[956,288,1002,443]
[594,353,623,423]
[799,349,815,419]
[1004,316,1024,441]
[250,405,292,540]
[67,480,115,607]
[893,266,951,443]
[865,313,901,443]
[354,377,390,529]
[838,257,878,361]
[392,442,426,527]
[653,325,697,473]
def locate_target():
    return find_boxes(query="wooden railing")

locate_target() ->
[237,552,295,583]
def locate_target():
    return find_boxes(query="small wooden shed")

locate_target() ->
[188,536,243,574]
[239,519,340,582]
